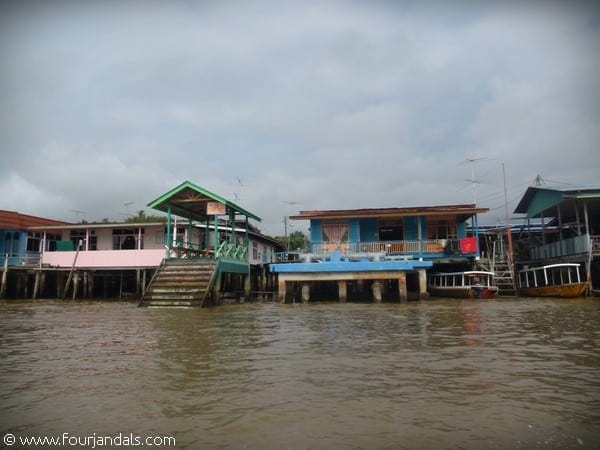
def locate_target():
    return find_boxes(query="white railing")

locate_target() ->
[310,239,449,257]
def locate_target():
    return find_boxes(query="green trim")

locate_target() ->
[147,180,261,222]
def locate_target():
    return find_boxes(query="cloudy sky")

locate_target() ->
[1,0,599,236]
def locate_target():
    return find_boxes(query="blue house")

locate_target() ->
[0,210,68,298]
[1,210,67,267]
[271,203,488,303]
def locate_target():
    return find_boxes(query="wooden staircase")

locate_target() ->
[139,259,219,307]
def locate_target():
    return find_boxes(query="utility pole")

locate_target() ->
[503,163,514,264]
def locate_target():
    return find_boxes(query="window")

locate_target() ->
[70,230,87,250]
[378,219,403,241]
[426,217,456,239]
[27,232,42,252]
[113,228,144,250]
[5,232,19,256]
[322,220,349,244]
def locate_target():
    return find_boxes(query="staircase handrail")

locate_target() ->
[138,259,166,307]
[200,261,220,307]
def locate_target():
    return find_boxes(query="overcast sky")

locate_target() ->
[1,0,599,236]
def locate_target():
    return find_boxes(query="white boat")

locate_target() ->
[428,271,499,299]
[517,263,587,298]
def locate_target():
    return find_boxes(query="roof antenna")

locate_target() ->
[534,174,544,186]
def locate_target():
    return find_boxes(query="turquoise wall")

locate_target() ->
[359,218,378,242]
[310,220,322,244]
[349,219,360,243]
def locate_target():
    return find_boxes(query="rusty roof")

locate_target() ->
[289,204,489,220]
[0,210,70,230]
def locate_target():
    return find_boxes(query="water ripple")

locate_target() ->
[1,298,599,448]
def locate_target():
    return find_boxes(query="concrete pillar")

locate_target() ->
[398,273,407,303]
[371,281,383,303]
[278,278,287,303]
[301,283,310,303]
[338,281,347,303]
[418,269,430,300]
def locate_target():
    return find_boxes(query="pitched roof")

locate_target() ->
[290,204,488,220]
[0,210,70,230]
[147,180,261,222]
[514,185,600,218]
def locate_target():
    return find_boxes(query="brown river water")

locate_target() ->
[1,298,599,449]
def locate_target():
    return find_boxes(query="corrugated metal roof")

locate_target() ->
[514,186,600,216]
[0,210,70,230]
[147,180,261,222]
[289,204,488,220]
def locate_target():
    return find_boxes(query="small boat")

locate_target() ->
[517,263,588,298]
[428,271,499,299]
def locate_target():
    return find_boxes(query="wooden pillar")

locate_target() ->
[142,269,147,296]
[83,271,89,298]
[136,269,141,296]
[301,283,310,303]
[418,269,429,299]
[1,255,8,299]
[338,281,347,303]
[40,272,46,298]
[16,273,25,298]
[72,272,79,300]
[213,274,222,305]
[278,278,287,303]
[244,274,251,298]
[371,281,383,303]
[397,273,407,303]
[57,272,64,299]
[33,271,41,299]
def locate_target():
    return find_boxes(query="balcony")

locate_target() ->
[308,238,475,259]
[529,234,600,260]
[1,252,41,267]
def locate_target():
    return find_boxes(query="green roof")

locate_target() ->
[147,180,261,222]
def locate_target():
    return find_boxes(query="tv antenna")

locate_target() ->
[460,157,494,205]
[233,177,243,201]
[69,209,87,221]
[122,201,135,216]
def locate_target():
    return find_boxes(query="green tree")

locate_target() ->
[125,209,167,223]
[288,230,308,251]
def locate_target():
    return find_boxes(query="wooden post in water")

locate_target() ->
[244,274,251,299]
[33,272,40,299]
[338,281,347,303]
[0,254,8,299]
[72,272,79,300]
[62,240,82,300]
